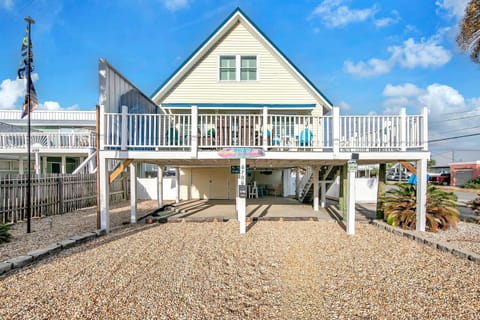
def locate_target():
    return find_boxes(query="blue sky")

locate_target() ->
[0,0,479,156]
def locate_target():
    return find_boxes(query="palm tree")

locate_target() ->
[382,184,460,232]
[457,0,480,64]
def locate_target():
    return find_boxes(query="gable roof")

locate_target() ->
[151,8,333,111]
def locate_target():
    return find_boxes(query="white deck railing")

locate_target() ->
[0,110,96,122]
[101,106,427,153]
[0,131,96,150]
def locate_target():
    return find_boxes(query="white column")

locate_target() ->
[34,151,40,175]
[99,105,105,150]
[99,155,110,232]
[157,166,163,207]
[238,157,247,234]
[175,167,180,203]
[416,158,427,231]
[121,105,128,151]
[332,107,340,154]
[421,107,429,151]
[42,156,47,174]
[321,181,327,208]
[129,163,137,224]
[262,106,268,151]
[313,166,319,211]
[346,160,356,235]
[191,105,198,158]
[18,155,24,174]
[295,167,300,200]
[61,156,66,174]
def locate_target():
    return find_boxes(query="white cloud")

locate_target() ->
[383,83,423,97]
[418,84,466,115]
[345,35,451,77]
[389,38,452,69]
[435,0,469,20]
[337,101,351,112]
[0,0,13,10]
[311,0,376,27]
[0,77,25,109]
[344,58,393,77]
[163,0,190,11]
[374,10,400,27]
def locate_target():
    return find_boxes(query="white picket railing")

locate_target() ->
[101,107,427,153]
[0,131,96,150]
[0,110,96,122]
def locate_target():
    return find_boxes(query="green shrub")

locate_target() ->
[464,177,480,189]
[381,184,460,232]
[0,224,12,244]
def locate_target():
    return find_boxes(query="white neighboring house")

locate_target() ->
[97,8,430,234]
[0,110,96,175]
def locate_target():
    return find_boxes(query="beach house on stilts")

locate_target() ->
[97,8,430,234]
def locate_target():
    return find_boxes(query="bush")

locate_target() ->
[464,177,480,189]
[382,184,460,232]
[0,224,12,244]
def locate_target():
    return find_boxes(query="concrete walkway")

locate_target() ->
[153,197,377,223]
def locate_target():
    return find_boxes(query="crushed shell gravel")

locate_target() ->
[1,220,479,319]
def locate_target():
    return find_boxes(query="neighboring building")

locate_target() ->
[450,161,480,187]
[0,110,96,175]
[97,8,430,234]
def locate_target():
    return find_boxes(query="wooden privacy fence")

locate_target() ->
[0,173,129,224]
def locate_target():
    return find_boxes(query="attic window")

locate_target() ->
[219,56,236,80]
[219,55,257,81]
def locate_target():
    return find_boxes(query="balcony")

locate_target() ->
[101,106,428,154]
[0,131,96,152]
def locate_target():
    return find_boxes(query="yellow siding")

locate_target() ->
[161,22,322,108]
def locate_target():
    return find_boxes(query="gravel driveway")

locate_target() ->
[1,220,479,319]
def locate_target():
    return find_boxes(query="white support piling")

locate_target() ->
[346,160,357,235]
[321,181,326,208]
[157,166,163,207]
[99,155,110,232]
[129,162,137,224]
[175,167,180,204]
[416,158,427,231]
[18,155,24,174]
[313,166,319,211]
[295,167,300,200]
[238,157,247,234]
[61,155,66,174]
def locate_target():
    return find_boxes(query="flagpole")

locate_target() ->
[25,16,35,234]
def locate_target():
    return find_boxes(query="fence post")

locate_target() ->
[58,175,64,214]
[421,107,428,151]
[262,106,268,151]
[99,105,105,150]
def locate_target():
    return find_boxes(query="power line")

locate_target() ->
[429,124,480,136]
[429,132,480,143]
[430,113,480,124]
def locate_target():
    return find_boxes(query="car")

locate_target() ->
[429,173,450,186]
[387,172,409,181]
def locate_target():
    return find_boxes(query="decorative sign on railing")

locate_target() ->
[218,147,265,159]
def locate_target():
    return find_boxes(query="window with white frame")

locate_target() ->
[219,55,257,81]
[219,56,236,80]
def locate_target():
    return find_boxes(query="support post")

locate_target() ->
[175,167,180,203]
[42,156,47,174]
[99,155,110,232]
[421,107,428,151]
[332,107,340,154]
[121,105,128,151]
[18,155,24,174]
[346,160,357,235]
[129,162,137,224]
[61,155,66,174]
[34,151,40,175]
[376,163,387,219]
[321,181,326,208]
[416,158,427,231]
[295,167,300,200]
[313,166,319,211]
[191,105,198,157]
[238,157,247,234]
[262,106,268,151]
[157,166,163,207]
